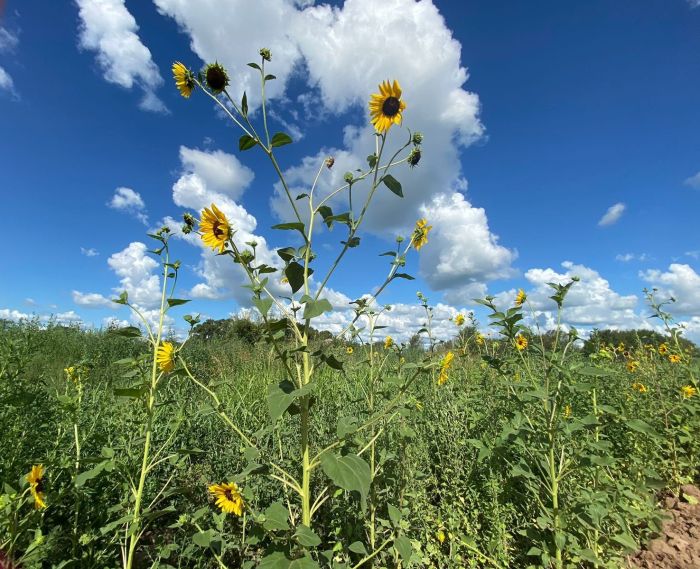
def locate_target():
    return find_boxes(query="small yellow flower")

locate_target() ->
[368,79,406,132]
[411,218,432,251]
[515,335,528,351]
[400,356,406,364]
[475,333,485,346]
[199,204,231,254]
[208,482,244,516]
[626,361,639,373]
[437,351,454,385]
[384,336,394,349]
[631,382,647,394]
[658,343,669,356]
[156,342,175,373]
[515,289,527,307]
[437,529,446,544]
[27,464,47,510]
[616,342,625,353]
[454,313,465,326]
[668,354,681,364]
[563,404,572,419]
[681,385,697,399]
[172,61,195,98]
[346,346,354,355]
[64,366,77,382]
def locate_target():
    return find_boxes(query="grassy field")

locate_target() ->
[1,311,698,568]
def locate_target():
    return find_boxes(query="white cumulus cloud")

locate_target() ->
[640,264,700,316]
[72,291,113,308]
[75,0,167,112]
[598,202,626,227]
[108,187,148,224]
[683,171,700,189]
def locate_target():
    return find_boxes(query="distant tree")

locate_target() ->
[582,328,697,356]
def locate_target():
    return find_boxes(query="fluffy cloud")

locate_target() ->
[108,187,148,224]
[503,261,643,334]
[0,66,17,98]
[72,291,113,308]
[75,0,167,112]
[683,171,700,189]
[598,202,626,227]
[416,192,516,303]
[0,27,19,53]
[615,252,648,263]
[640,264,700,315]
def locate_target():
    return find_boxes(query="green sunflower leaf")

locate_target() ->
[382,174,403,197]
[320,453,371,510]
[271,132,293,147]
[239,134,257,151]
[241,91,248,116]
[167,298,190,308]
[303,298,333,320]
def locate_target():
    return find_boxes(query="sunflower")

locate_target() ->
[412,218,432,251]
[454,313,465,326]
[204,62,229,94]
[563,404,572,419]
[668,354,681,364]
[658,343,669,356]
[156,342,175,373]
[209,482,244,516]
[369,80,406,133]
[631,382,647,394]
[626,360,639,373]
[475,333,485,346]
[437,351,455,385]
[682,385,697,399]
[172,62,195,98]
[384,336,394,349]
[27,464,47,510]
[346,346,354,355]
[199,204,231,254]
[515,289,527,307]
[515,335,528,351]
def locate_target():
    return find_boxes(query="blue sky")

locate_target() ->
[1,0,699,342]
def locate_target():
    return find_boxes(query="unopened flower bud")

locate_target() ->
[344,172,354,184]
[259,48,272,62]
[412,131,423,145]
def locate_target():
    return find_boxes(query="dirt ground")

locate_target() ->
[628,484,700,569]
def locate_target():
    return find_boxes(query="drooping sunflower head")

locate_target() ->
[208,482,244,516]
[204,62,229,94]
[384,336,394,350]
[199,204,231,254]
[412,218,432,251]
[156,342,176,373]
[681,385,697,399]
[454,313,465,326]
[27,464,47,510]
[369,80,406,133]
[515,289,527,307]
[515,335,528,351]
[172,62,196,98]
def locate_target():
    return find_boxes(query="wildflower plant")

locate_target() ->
[165,52,433,566]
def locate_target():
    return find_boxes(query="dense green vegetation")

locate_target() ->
[1,312,697,568]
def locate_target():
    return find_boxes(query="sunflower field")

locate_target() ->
[1,51,698,569]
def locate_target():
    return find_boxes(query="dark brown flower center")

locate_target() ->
[206,66,229,92]
[382,96,400,117]
[224,489,233,501]
[35,479,45,493]
[212,221,225,239]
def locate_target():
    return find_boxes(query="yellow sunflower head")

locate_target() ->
[27,464,47,510]
[631,382,647,394]
[682,385,697,399]
[658,343,669,355]
[384,336,394,349]
[626,360,639,373]
[369,80,406,133]
[515,335,528,351]
[475,333,485,346]
[412,218,432,251]
[346,346,354,355]
[199,204,231,254]
[668,354,681,364]
[515,289,527,307]
[208,482,244,516]
[454,313,465,326]
[156,342,176,373]
[172,61,196,98]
